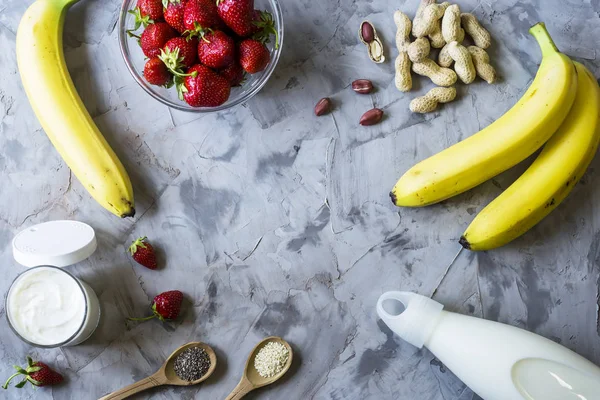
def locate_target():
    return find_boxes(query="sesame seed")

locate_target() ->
[254,341,289,378]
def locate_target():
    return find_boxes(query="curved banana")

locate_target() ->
[17,0,135,218]
[390,23,577,207]
[460,62,600,251]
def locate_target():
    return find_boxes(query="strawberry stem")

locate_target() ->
[173,70,198,78]
[127,315,156,322]
[159,49,199,78]
[2,360,40,390]
[3,372,22,389]
[184,22,210,41]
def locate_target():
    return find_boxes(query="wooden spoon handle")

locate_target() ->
[225,378,254,400]
[98,373,165,400]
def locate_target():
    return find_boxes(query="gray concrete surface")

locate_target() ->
[0,0,599,398]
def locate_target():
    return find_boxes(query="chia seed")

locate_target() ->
[173,347,211,381]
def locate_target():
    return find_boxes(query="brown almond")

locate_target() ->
[359,108,383,126]
[352,79,374,94]
[361,22,375,43]
[314,98,332,116]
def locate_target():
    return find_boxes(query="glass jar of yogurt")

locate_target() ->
[6,266,101,347]
[5,220,102,347]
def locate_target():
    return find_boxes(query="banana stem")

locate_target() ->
[529,22,559,58]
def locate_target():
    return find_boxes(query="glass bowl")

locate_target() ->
[118,0,284,112]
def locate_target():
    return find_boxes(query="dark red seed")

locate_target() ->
[352,79,374,94]
[359,108,383,126]
[361,22,375,43]
[315,98,332,116]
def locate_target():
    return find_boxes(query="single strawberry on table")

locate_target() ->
[129,236,158,270]
[197,30,235,69]
[163,0,188,33]
[239,38,270,73]
[144,58,172,86]
[216,0,254,37]
[181,64,231,107]
[139,22,177,58]
[183,0,224,38]
[3,357,63,389]
[129,290,184,322]
[161,36,199,70]
[219,62,245,86]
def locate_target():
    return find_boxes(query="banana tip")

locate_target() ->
[121,207,136,218]
[389,191,397,206]
[458,236,471,250]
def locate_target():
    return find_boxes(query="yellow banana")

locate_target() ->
[460,62,600,251]
[17,0,135,218]
[390,23,577,207]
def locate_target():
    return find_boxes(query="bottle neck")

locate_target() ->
[377,292,444,349]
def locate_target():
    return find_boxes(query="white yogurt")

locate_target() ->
[7,266,99,346]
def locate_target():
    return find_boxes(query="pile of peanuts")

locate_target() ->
[395,1,496,113]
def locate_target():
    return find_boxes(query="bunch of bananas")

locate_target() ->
[17,0,135,218]
[390,23,600,251]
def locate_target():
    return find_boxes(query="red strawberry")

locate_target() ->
[138,0,164,21]
[162,36,198,69]
[183,0,224,37]
[140,22,177,58]
[144,58,172,86]
[239,39,270,73]
[197,30,235,69]
[163,0,187,32]
[129,290,184,322]
[216,0,254,37]
[182,64,231,107]
[129,237,158,270]
[3,357,63,389]
[219,62,245,86]
[152,290,184,320]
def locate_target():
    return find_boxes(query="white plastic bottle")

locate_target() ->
[376,291,600,400]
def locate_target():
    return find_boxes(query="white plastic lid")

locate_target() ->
[12,220,97,268]
[377,291,444,348]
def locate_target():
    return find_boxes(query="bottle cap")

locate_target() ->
[376,291,444,348]
[12,220,97,268]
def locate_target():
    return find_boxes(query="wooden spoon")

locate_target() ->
[225,336,293,400]
[98,342,217,400]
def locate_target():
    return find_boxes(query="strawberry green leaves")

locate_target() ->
[128,7,153,33]
[252,11,279,49]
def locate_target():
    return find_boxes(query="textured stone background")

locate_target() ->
[0,0,599,399]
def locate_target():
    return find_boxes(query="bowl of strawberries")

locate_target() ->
[118,0,283,111]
